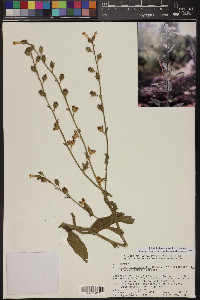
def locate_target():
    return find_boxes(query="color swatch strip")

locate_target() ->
[6,1,97,17]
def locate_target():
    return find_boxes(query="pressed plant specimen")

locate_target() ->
[13,32,134,263]
[149,23,187,107]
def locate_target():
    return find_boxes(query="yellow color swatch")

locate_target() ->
[28,1,35,9]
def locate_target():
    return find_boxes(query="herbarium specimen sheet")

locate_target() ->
[3,22,195,298]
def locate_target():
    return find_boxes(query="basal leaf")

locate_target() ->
[90,213,134,232]
[67,231,88,263]
[90,215,114,232]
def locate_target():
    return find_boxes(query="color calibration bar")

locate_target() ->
[5,1,97,17]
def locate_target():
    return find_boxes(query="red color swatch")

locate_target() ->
[20,1,28,9]
[74,1,81,8]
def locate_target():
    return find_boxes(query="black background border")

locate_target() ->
[0,1,199,299]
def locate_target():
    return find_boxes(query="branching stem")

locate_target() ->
[29,44,112,198]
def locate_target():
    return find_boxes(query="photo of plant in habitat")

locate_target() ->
[138,22,196,107]
[13,32,134,263]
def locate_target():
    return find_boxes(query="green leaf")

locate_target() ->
[67,231,88,263]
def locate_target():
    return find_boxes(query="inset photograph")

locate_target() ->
[138,22,196,107]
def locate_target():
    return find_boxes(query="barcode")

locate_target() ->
[80,285,106,295]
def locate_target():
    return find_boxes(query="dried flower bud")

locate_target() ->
[39,46,43,54]
[41,177,47,183]
[82,32,90,39]
[67,139,76,147]
[41,55,46,62]
[86,47,92,52]
[36,55,40,62]
[82,161,89,171]
[62,187,68,194]
[24,47,33,56]
[96,176,105,184]
[92,31,98,41]
[96,72,100,80]
[97,53,102,61]
[59,74,64,81]
[20,40,28,44]
[88,146,96,155]
[72,106,79,113]
[88,67,95,73]
[38,171,44,176]
[13,41,20,45]
[97,126,104,132]
[31,66,36,72]
[54,179,59,186]
[39,90,46,97]
[53,102,58,109]
[42,74,47,82]
[90,91,97,97]
[72,130,79,140]
[97,104,103,112]
[50,61,55,69]
[53,122,59,130]
[79,198,86,205]
[62,89,68,97]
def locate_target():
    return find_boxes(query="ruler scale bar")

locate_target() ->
[102,5,168,7]
[100,0,196,19]
[102,0,168,8]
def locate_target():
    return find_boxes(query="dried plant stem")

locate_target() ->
[60,222,127,248]
[29,52,104,195]
[91,40,128,247]
[30,44,112,198]
[13,36,133,262]
[92,42,109,194]
[30,173,98,218]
